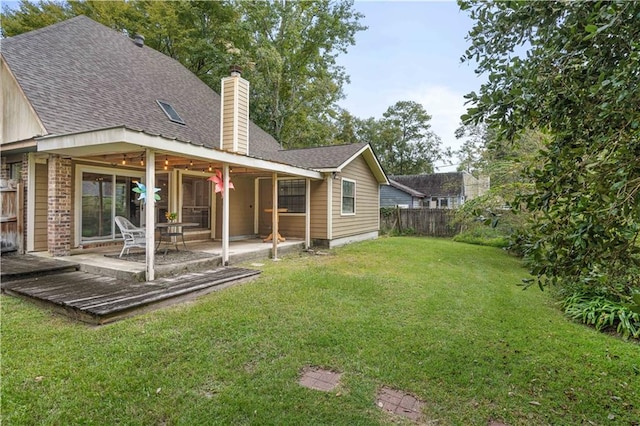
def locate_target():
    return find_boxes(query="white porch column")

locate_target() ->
[145,148,156,281]
[272,172,278,260]
[305,178,311,250]
[222,163,230,266]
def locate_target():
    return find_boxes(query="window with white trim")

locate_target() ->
[341,178,356,215]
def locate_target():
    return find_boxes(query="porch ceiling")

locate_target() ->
[82,151,277,178]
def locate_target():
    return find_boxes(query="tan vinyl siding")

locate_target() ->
[220,76,249,155]
[331,156,380,238]
[257,178,272,237]
[309,179,328,239]
[33,162,47,251]
[236,81,249,155]
[278,215,305,237]
[215,175,255,238]
[1,60,44,144]
[229,176,254,237]
[221,81,235,151]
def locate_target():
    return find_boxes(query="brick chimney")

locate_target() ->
[220,66,249,155]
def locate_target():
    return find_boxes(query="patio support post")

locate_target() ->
[222,163,230,266]
[305,178,311,250]
[145,149,156,281]
[47,154,72,256]
[272,172,278,260]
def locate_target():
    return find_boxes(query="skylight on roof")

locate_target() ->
[156,100,185,125]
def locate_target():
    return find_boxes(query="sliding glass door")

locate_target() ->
[80,170,142,241]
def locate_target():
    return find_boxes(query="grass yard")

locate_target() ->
[1,237,638,425]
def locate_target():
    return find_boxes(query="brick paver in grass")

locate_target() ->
[376,386,424,422]
[298,367,342,392]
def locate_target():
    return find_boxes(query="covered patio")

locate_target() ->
[34,126,322,281]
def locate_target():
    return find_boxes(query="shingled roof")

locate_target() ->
[0,15,281,158]
[392,172,465,197]
[267,143,369,169]
[388,179,425,197]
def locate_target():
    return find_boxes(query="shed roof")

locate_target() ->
[388,179,425,197]
[392,172,465,197]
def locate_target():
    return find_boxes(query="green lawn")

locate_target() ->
[1,237,638,425]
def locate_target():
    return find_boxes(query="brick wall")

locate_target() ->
[47,155,71,256]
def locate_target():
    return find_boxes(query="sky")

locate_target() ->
[337,1,482,171]
[2,0,480,171]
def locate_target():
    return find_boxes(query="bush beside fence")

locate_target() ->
[380,207,460,237]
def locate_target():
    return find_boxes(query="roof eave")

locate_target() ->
[36,126,322,179]
[333,144,389,185]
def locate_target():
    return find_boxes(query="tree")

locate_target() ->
[332,109,359,145]
[331,102,444,175]
[1,0,74,36]
[453,122,488,176]
[233,0,365,148]
[454,125,544,247]
[376,101,442,175]
[1,0,364,149]
[1,1,240,87]
[460,1,640,300]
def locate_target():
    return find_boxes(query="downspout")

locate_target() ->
[326,174,333,242]
[272,172,278,260]
[305,178,311,250]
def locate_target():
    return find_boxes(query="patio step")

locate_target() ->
[57,240,306,282]
[72,252,224,282]
[0,254,80,285]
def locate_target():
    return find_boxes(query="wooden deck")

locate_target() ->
[2,266,261,325]
[1,253,79,281]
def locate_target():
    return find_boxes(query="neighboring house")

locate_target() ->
[380,179,425,208]
[391,172,489,209]
[0,16,388,271]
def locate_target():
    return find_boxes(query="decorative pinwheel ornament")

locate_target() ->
[132,181,161,203]
[208,169,234,197]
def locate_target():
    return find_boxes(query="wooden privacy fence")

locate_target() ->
[380,207,460,237]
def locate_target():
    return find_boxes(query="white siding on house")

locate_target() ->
[1,60,44,144]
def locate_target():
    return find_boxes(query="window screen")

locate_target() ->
[278,179,306,213]
[342,179,355,214]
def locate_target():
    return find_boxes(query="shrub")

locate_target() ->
[453,226,509,248]
[561,293,640,340]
